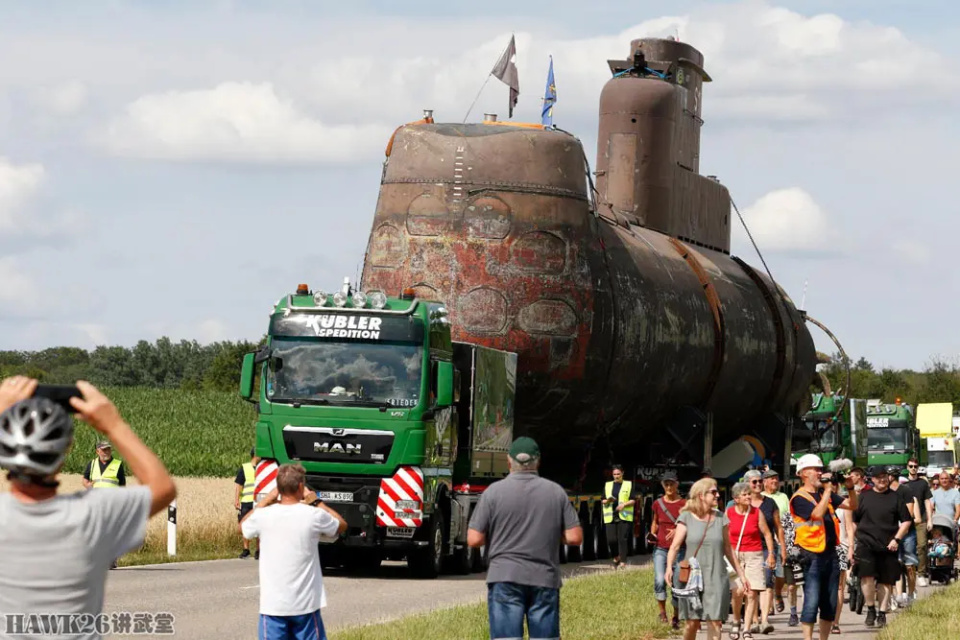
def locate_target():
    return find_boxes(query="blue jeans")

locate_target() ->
[653,546,685,604]
[900,529,919,566]
[258,611,326,640]
[487,582,560,640]
[799,549,840,624]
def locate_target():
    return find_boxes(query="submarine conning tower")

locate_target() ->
[595,37,731,254]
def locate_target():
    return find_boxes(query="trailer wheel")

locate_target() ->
[409,511,444,579]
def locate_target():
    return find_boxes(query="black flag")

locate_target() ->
[491,35,519,118]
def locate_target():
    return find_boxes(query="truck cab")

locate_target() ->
[865,399,918,469]
[917,402,958,475]
[794,393,868,470]
[239,280,517,578]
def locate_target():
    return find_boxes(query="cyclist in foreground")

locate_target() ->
[0,376,177,639]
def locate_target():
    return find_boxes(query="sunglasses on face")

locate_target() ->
[749,479,761,484]
[708,489,720,496]
[908,464,918,469]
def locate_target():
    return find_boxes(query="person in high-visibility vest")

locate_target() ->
[602,464,636,569]
[235,447,260,559]
[788,454,857,640]
[82,441,126,489]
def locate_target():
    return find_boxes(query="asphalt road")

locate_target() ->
[102,555,642,639]
[101,555,951,639]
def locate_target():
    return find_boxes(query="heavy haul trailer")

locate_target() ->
[242,36,838,577]
[240,285,613,576]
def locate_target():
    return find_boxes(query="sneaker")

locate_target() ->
[239,549,251,559]
[876,612,886,628]
[890,598,898,611]
[864,607,876,627]
[788,613,799,627]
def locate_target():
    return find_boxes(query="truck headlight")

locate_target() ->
[352,291,367,308]
[313,291,328,306]
[333,291,348,307]
[368,291,387,309]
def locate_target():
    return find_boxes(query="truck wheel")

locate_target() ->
[409,511,444,579]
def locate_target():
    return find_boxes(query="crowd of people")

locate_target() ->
[2,374,958,640]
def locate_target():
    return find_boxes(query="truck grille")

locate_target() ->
[282,426,394,465]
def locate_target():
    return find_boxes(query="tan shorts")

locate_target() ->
[737,551,766,591]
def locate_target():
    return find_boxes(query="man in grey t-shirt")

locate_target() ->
[468,436,582,640]
[0,377,177,640]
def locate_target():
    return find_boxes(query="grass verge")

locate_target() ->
[331,567,672,640]
[878,579,960,640]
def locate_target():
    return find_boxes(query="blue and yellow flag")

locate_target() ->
[541,56,556,127]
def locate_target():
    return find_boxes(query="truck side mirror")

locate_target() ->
[239,353,256,401]
[436,361,454,407]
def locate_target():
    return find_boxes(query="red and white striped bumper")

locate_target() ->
[255,459,279,499]
[375,466,424,528]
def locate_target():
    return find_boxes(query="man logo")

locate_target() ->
[331,429,346,436]
[314,442,362,455]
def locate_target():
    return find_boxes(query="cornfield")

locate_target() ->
[61,387,257,477]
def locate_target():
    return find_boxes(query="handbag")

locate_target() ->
[678,513,712,584]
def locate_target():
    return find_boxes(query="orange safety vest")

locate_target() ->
[789,489,841,554]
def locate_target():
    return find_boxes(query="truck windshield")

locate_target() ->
[867,427,908,452]
[928,450,955,467]
[265,338,423,407]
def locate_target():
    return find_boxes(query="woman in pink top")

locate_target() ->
[726,482,774,640]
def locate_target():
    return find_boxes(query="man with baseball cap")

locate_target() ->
[789,454,857,640]
[852,466,911,628]
[468,437,582,640]
[83,440,127,490]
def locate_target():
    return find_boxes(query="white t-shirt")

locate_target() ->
[241,502,340,616]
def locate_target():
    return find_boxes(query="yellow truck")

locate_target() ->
[917,402,959,475]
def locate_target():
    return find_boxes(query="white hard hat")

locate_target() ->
[796,454,824,475]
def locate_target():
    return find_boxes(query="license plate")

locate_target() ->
[386,527,416,539]
[318,491,354,503]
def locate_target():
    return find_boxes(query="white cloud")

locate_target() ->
[0,257,38,307]
[736,187,830,252]
[100,82,393,164]
[0,157,46,232]
[83,2,954,165]
[197,319,230,343]
[892,240,931,266]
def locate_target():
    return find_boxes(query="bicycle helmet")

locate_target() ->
[0,397,74,477]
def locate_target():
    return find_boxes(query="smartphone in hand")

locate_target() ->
[33,384,82,414]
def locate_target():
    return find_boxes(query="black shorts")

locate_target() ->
[238,502,253,522]
[855,545,900,585]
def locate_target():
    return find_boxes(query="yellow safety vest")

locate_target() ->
[603,480,634,523]
[240,462,256,504]
[90,458,122,489]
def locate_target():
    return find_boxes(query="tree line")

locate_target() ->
[1,340,958,408]
[0,338,264,392]
[820,354,960,407]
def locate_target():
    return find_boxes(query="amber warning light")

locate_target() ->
[400,287,416,300]
[296,284,309,295]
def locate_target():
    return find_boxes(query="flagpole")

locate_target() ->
[462,74,494,124]
[463,35,514,123]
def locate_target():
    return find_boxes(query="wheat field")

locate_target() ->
[0,473,243,565]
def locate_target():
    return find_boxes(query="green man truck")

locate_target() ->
[794,392,868,467]
[865,400,919,470]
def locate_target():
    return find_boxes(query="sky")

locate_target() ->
[0,0,958,371]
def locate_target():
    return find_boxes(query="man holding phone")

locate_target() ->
[0,376,177,636]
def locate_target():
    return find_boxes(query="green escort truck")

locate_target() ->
[239,281,519,577]
[865,399,920,471]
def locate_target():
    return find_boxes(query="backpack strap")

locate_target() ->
[658,498,679,525]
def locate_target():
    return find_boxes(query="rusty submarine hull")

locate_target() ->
[360,37,817,478]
